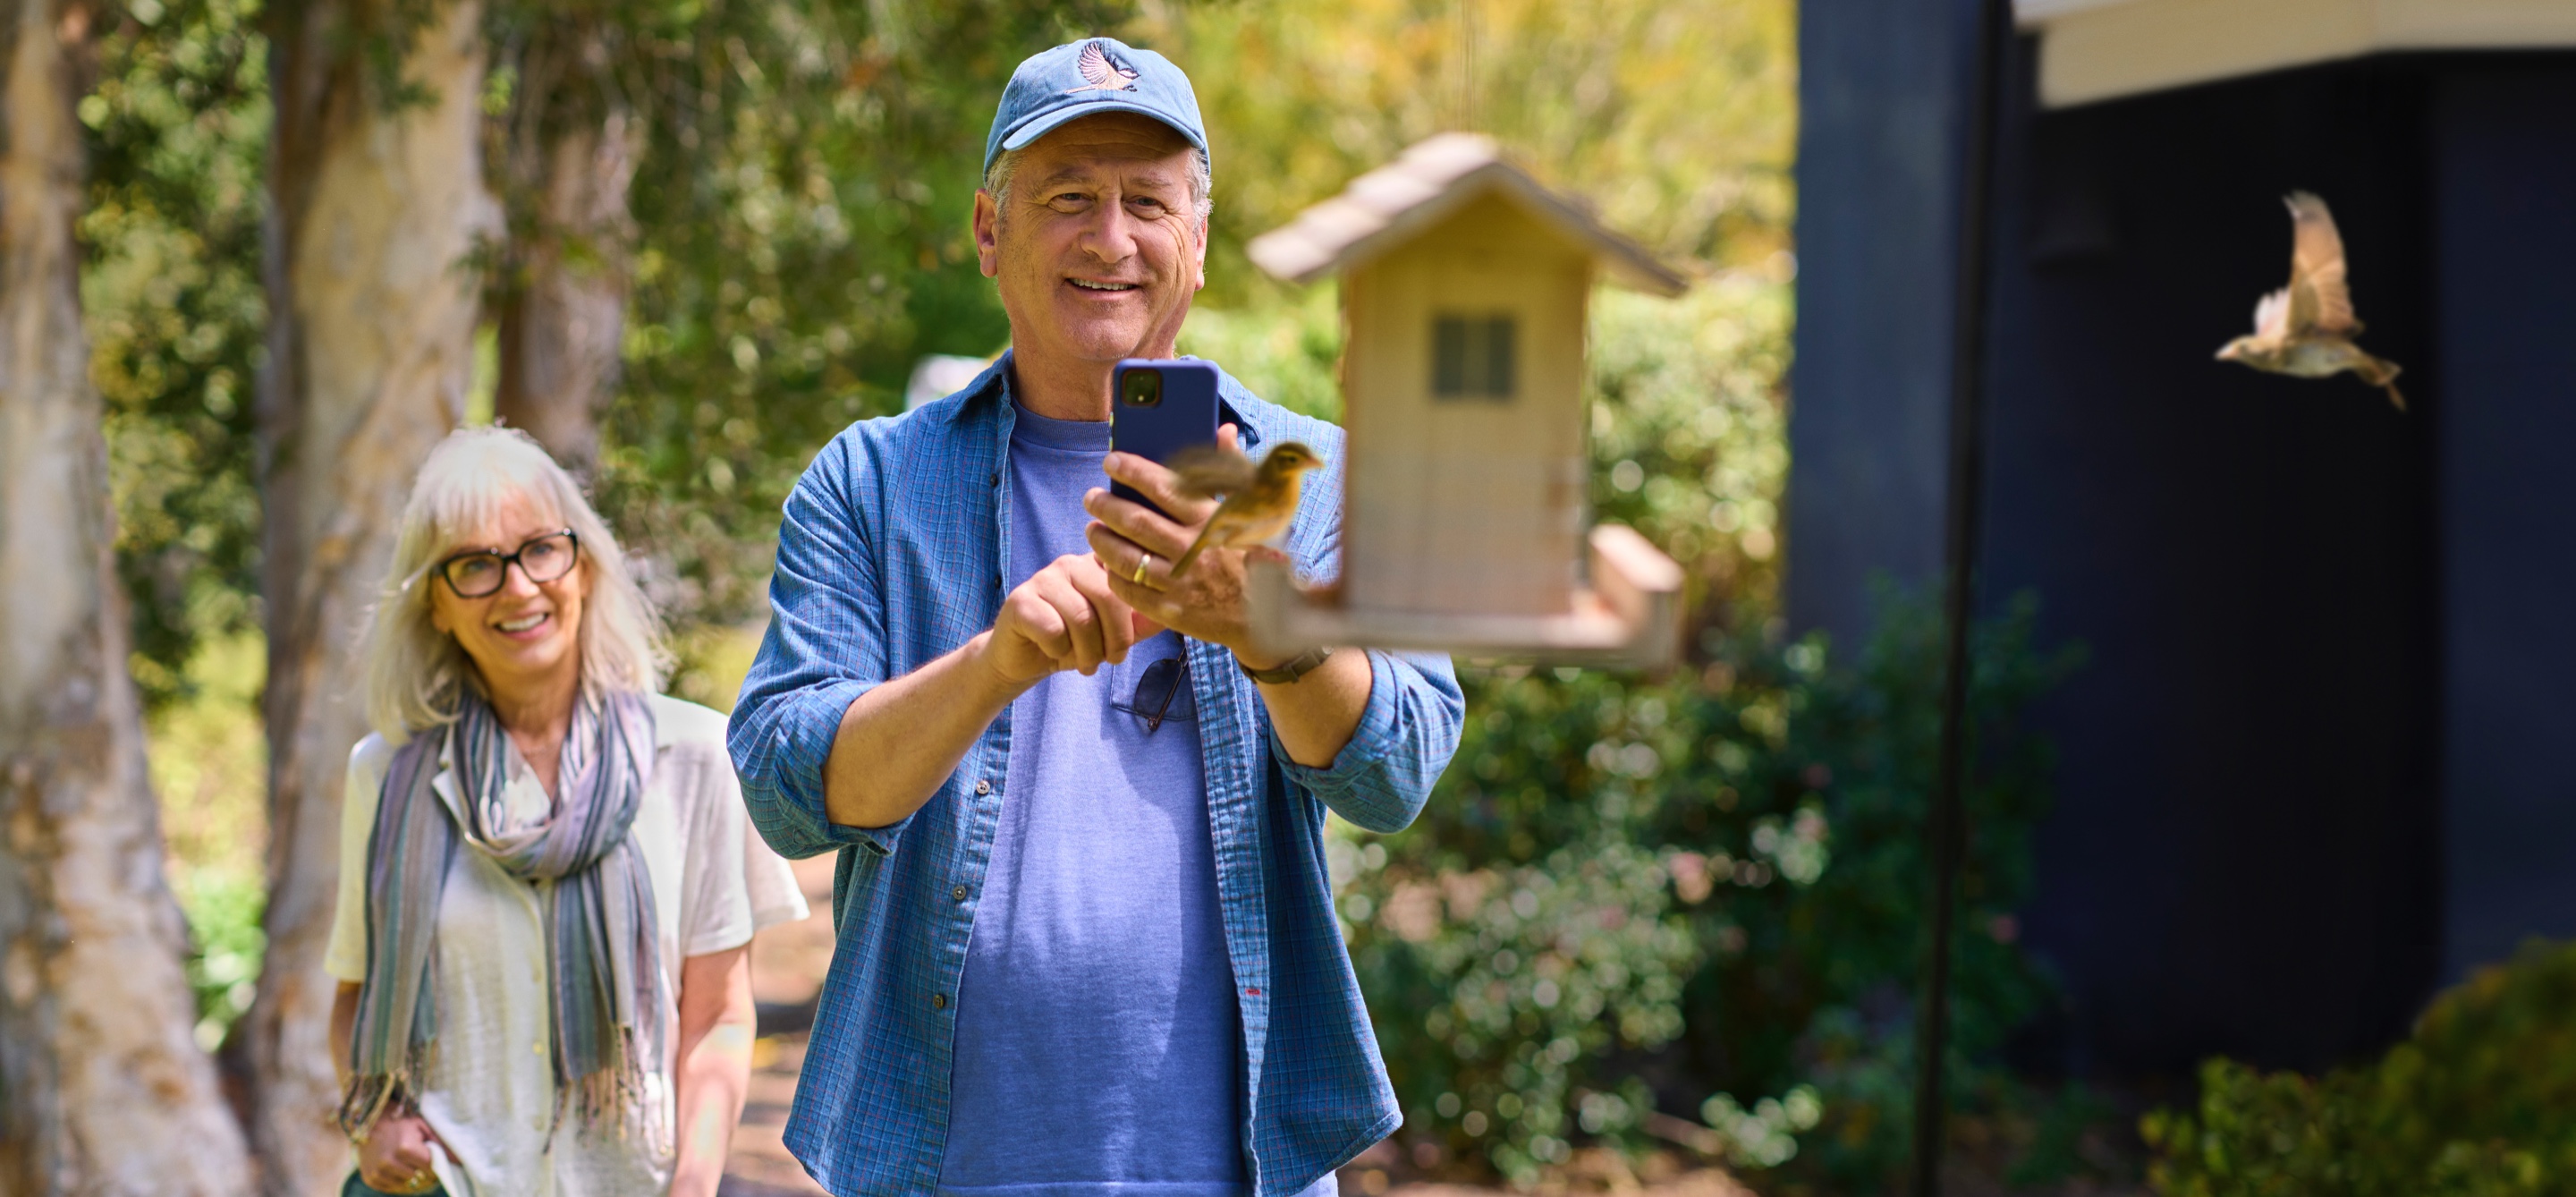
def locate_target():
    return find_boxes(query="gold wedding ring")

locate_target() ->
[1133,554,1152,585]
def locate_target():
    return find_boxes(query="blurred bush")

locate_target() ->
[2143,940,2576,1197]
[81,0,270,709]
[1307,225,2079,1190]
[142,632,270,1050]
[1135,0,1796,310]
[1338,591,2079,1188]
[602,0,1132,628]
[1176,282,1347,422]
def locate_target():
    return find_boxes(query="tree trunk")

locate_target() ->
[0,2,257,1193]
[493,100,641,475]
[243,3,496,1193]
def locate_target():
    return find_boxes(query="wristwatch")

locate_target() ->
[1238,644,1335,685]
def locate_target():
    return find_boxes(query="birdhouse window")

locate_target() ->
[1432,313,1517,401]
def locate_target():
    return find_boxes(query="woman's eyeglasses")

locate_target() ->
[1131,657,1187,733]
[436,530,580,598]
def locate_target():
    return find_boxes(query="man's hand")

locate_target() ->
[982,552,1160,684]
[356,1113,447,1194]
[1083,425,1293,670]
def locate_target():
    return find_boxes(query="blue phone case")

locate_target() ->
[1110,359,1222,518]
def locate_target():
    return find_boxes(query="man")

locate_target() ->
[727,37,1464,1197]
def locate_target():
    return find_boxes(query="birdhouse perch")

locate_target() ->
[1243,133,1690,667]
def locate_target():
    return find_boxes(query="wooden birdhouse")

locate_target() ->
[1244,133,1690,666]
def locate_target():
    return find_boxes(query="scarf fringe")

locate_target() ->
[337,1039,439,1142]
[545,1028,650,1150]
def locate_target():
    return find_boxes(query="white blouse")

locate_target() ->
[325,693,808,1197]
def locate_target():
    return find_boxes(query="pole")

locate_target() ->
[1910,1,2013,1194]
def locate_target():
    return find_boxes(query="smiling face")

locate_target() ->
[427,490,588,706]
[975,112,1207,382]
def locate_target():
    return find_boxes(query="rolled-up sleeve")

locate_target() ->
[1277,648,1462,834]
[728,437,907,860]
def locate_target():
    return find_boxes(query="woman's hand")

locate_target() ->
[356,1113,446,1194]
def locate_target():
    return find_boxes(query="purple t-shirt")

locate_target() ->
[937,404,1244,1197]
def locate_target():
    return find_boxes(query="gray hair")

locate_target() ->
[360,426,666,744]
[983,144,1213,222]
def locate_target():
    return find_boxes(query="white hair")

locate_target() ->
[983,142,1213,222]
[361,426,666,744]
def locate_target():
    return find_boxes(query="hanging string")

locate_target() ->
[1456,0,1479,132]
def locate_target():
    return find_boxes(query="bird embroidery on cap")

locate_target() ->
[2215,191,2406,411]
[1064,40,1141,94]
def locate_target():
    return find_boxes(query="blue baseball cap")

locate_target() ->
[983,38,1208,175]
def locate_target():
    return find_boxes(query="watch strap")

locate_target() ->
[1238,644,1334,685]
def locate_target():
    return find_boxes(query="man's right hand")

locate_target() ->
[821,553,1163,829]
[981,553,1160,683]
[357,1113,446,1193]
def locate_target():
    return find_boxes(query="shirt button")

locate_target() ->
[974,779,992,795]
[932,993,949,1009]
[952,885,969,901]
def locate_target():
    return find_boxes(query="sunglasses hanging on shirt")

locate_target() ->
[1125,656,1188,733]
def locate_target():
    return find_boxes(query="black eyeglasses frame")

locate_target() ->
[435,529,581,598]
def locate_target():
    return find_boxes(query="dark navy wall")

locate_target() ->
[2431,65,2576,980]
[1783,0,1975,646]
[1980,60,2443,1075]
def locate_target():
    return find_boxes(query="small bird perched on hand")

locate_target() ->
[2216,191,2406,411]
[1165,441,1321,578]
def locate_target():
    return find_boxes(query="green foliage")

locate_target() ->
[1134,0,1797,310]
[80,0,270,708]
[142,632,270,1048]
[1339,591,2079,1187]
[84,8,276,1057]
[1175,282,1345,422]
[1721,590,2077,1190]
[1586,277,1794,615]
[599,0,1134,627]
[2143,940,2576,1197]
[177,869,268,1052]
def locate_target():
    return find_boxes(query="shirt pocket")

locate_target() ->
[1104,633,1199,730]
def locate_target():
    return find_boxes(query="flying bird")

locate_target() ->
[1165,441,1321,579]
[1066,41,1141,93]
[2216,191,2406,411]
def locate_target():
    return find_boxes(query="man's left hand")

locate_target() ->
[1084,425,1295,671]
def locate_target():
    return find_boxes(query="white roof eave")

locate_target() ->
[2019,0,2576,108]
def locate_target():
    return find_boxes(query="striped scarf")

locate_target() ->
[340,689,663,1140]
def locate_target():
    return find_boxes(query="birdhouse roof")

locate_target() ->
[1246,133,1690,297]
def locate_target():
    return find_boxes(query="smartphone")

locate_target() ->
[1109,359,1222,518]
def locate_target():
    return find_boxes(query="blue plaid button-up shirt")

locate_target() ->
[728,355,1464,1197]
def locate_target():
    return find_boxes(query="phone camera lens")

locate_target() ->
[1123,369,1162,407]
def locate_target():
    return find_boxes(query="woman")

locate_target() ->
[324,427,806,1196]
